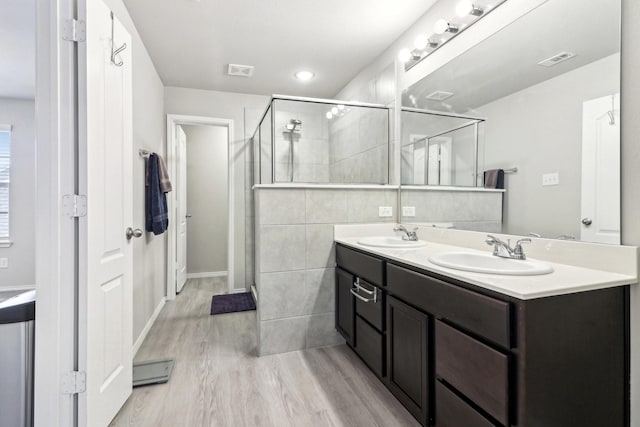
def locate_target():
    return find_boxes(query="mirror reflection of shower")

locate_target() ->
[283,119,302,182]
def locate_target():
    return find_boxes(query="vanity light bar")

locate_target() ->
[399,0,508,71]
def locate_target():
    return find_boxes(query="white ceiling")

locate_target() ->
[122,0,437,98]
[0,0,35,99]
[404,0,621,112]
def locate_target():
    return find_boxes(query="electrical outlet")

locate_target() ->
[0,258,7,269]
[378,206,393,217]
[402,206,416,217]
[542,172,559,186]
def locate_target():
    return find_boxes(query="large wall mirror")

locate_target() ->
[400,0,621,244]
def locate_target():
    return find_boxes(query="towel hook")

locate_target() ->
[110,11,127,67]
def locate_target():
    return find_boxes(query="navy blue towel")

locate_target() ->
[484,169,505,189]
[145,153,169,235]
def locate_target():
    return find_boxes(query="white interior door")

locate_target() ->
[581,93,620,244]
[78,1,133,426]
[176,125,188,293]
[427,137,452,185]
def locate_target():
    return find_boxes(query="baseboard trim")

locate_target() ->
[228,287,249,294]
[0,285,35,292]
[133,297,166,357]
[186,271,228,279]
[250,284,257,302]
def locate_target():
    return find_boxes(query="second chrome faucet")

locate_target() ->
[394,225,419,241]
[485,234,531,260]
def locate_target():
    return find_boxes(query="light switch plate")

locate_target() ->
[0,258,7,268]
[542,172,559,186]
[402,206,416,217]
[378,206,393,217]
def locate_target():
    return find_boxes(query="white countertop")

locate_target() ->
[335,237,637,300]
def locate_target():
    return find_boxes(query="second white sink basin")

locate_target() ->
[428,252,554,276]
[358,236,427,249]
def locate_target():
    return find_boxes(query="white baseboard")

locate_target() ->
[250,284,257,302]
[133,297,166,357]
[186,271,228,279]
[228,287,249,295]
[0,285,35,292]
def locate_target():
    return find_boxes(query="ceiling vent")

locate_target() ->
[227,64,254,77]
[426,91,454,101]
[537,52,576,67]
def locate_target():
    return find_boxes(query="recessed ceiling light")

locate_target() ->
[295,70,315,81]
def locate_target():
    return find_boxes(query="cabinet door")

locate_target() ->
[387,296,430,425]
[335,268,355,346]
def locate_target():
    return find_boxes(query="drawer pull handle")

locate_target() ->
[351,279,377,303]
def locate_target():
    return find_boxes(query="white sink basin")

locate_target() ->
[428,252,554,276]
[357,236,427,249]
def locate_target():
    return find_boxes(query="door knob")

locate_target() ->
[581,218,593,226]
[126,227,143,240]
[186,214,192,218]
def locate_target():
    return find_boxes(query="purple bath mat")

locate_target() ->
[210,292,256,315]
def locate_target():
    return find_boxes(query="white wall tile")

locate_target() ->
[258,189,305,225]
[259,225,306,272]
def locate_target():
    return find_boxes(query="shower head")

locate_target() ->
[285,119,302,133]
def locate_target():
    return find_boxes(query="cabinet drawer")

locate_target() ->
[355,315,385,378]
[435,381,495,427]
[354,279,384,331]
[387,264,511,348]
[337,245,385,287]
[436,321,509,425]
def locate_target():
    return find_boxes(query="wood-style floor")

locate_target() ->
[110,277,419,427]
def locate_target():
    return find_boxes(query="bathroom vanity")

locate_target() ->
[334,239,632,427]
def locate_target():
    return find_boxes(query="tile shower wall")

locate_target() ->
[400,189,503,232]
[328,107,389,184]
[255,187,398,356]
[273,103,330,183]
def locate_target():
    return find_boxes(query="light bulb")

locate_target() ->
[456,0,473,17]
[398,48,412,63]
[434,19,459,35]
[457,1,484,16]
[331,107,339,115]
[326,111,333,120]
[414,35,430,50]
[337,104,345,111]
[433,19,450,35]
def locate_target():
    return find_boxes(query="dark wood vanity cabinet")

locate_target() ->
[335,243,629,427]
[387,296,430,425]
[335,246,387,379]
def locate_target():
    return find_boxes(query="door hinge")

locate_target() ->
[61,371,86,395]
[62,19,86,42]
[63,194,87,218]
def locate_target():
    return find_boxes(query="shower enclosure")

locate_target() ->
[244,95,391,292]
[400,107,485,187]
[252,95,391,185]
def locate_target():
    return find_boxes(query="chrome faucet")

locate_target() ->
[485,235,531,260]
[394,225,419,241]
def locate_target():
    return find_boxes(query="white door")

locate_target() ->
[581,94,620,244]
[78,1,134,426]
[176,125,188,292]
[427,137,452,185]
